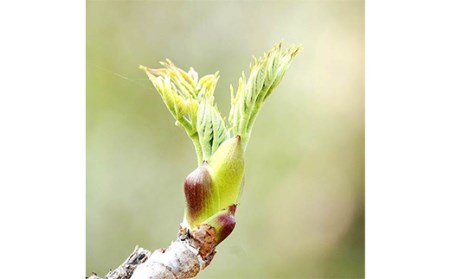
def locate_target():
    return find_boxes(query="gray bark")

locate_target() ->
[87,225,217,279]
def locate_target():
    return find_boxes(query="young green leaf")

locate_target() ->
[140,64,228,165]
[229,42,302,150]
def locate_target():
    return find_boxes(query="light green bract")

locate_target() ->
[141,42,301,228]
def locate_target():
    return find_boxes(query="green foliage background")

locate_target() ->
[87,1,364,278]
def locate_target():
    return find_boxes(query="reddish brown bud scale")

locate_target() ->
[215,213,236,243]
[203,204,237,244]
[184,163,216,227]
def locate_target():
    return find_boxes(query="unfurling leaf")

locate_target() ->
[228,42,302,149]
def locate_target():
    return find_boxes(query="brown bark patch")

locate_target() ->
[190,224,217,261]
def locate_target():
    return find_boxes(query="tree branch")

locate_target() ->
[87,225,218,279]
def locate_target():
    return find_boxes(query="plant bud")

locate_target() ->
[202,204,237,244]
[209,136,245,210]
[184,163,216,228]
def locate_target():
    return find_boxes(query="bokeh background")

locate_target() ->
[87,0,364,278]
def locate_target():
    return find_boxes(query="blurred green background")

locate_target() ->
[87,0,364,278]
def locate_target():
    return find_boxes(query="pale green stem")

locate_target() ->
[175,116,203,165]
[191,133,203,166]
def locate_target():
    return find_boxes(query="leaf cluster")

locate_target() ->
[140,42,301,164]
